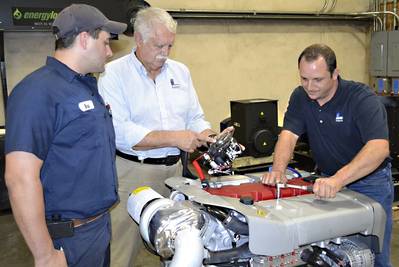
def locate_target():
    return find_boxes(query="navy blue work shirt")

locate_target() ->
[5,57,118,219]
[283,77,389,176]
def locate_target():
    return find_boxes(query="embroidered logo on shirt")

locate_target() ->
[335,112,343,123]
[170,78,180,88]
[78,100,95,112]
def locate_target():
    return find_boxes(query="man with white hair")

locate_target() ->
[99,7,216,266]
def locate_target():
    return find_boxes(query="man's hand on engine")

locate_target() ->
[215,126,246,151]
[218,126,235,137]
[261,170,288,185]
[313,177,344,198]
[197,131,217,148]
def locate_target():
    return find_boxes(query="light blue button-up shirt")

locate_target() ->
[98,49,211,159]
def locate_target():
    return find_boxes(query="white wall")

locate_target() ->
[149,0,370,12]
[1,0,372,129]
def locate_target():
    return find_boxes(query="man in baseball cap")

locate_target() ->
[5,3,126,267]
[53,4,126,39]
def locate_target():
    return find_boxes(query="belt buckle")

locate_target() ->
[73,212,104,228]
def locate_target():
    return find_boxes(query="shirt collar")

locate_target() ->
[304,75,342,107]
[130,47,169,77]
[324,75,343,106]
[46,56,83,83]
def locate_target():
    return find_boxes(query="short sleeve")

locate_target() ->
[5,78,54,160]
[283,87,306,136]
[354,91,389,142]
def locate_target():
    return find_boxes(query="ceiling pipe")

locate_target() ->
[394,0,397,29]
[373,14,384,31]
[319,0,329,14]
[167,9,374,21]
[167,9,399,31]
[357,11,399,27]
[383,0,387,30]
[374,0,379,31]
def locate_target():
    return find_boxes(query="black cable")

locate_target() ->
[180,150,198,179]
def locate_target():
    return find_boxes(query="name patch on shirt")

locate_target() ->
[335,112,343,123]
[78,100,95,112]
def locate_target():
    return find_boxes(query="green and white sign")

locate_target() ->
[12,7,61,27]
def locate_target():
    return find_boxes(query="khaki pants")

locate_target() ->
[110,156,182,267]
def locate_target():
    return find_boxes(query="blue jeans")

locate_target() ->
[347,164,394,267]
[53,213,111,267]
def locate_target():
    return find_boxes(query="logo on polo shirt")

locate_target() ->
[78,100,95,112]
[335,112,343,123]
[170,78,181,89]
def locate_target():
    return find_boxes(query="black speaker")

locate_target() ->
[230,99,278,158]
[124,0,151,36]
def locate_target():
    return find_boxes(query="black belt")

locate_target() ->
[46,211,108,239]
[116,150,180,166]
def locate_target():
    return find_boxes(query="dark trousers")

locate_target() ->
[347,164,394,267]
[53,213,111,267]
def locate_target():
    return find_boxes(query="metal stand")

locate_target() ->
[0,31,8,210]
[0,30,7,117]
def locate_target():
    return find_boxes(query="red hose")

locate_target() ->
[192,156,206,181]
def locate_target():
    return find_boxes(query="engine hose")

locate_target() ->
[223,214,249,235]
[203,242,252,265]
[192,158,206,181]
[268,166,302,178]
[287,166,302,178]
[205,206,229,222]
[300,248,331,267]
[318,246,345,266]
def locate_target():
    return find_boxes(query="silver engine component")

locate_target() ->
[127,177,386,267]
[202,129,243,175]
[320,239,375,266]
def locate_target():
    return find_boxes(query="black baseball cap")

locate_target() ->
[53,4,127,39]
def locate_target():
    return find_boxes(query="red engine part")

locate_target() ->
[205,178,312,202]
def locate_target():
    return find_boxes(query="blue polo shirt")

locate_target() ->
[5,57,118,219]
[283,77,389,175]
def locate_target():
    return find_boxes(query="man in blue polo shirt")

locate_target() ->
[4,4,126,267]
[262,43,393,267]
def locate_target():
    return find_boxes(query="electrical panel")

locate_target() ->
[370,31,388,76]
[388,31,399,77]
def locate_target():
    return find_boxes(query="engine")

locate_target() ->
[128,176,385,267]
[126,131,386,267]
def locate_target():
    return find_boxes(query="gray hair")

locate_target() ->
[134,7,177,42]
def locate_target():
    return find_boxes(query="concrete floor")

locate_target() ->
[0,208,398,267]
